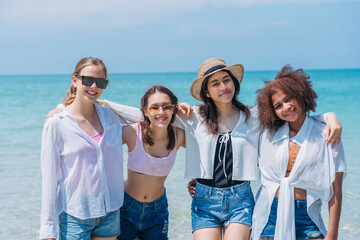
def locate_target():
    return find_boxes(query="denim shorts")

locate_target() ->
[58,209,120,240]
[191,181,255,232]
[117,190,169,240]
[260,198,325,239]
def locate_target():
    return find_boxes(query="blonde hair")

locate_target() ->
[62,57,108,106]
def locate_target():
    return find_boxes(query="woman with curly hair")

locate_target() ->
[252,65,346,240]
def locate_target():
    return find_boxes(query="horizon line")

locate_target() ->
[1,67,359,77]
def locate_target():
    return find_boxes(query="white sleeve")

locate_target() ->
[250,106,259,118]
[331,141,346,177]
[104,99,190,130]
[172,113,189,130]
[104,100,143,123]
[39,122,61,239]
[312,113,327,123]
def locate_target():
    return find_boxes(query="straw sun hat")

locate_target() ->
[190,58,244,101]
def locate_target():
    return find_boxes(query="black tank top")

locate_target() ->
[197,132,245,188]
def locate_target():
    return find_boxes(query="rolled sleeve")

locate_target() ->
[332,141,347,177]
[40,122,61,239]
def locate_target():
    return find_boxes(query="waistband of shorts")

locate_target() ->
[195,180,250,195]
[273,197,307,208]
[124,189,167,207]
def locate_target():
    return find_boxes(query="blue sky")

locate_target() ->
[0,0,359,75]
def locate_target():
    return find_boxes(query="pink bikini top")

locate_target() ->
[127,123,177,177]
[91,129,104,143]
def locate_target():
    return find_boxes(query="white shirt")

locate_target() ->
[252,116,346,240]
[177,106,261,180]
[40,103,125,239]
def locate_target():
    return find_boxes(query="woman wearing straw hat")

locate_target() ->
[101,58,342,240]
[183,57,257,239]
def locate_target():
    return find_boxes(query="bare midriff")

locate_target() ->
[125,170,167,203]
[275,143,307,200]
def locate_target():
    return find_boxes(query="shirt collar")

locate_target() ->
[57,102,102,119]
[290,116,311,147]
[272,122,290,144]
[57,103,67,118]
[272,116,311,146]
[231,111,247,137]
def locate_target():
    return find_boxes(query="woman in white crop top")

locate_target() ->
[118,85,186,240]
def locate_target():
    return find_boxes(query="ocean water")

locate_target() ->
[0,69,359,239]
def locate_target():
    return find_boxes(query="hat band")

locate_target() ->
[203,65,226,76]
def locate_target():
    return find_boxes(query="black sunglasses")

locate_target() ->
[77,75,109,89]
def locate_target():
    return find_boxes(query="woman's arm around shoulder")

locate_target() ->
[122,123,138,152]
[313,112,342,147]
[101,99,143,123]
[325,113,342,147]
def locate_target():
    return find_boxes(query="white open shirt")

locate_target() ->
[40,103,125,239]
[252,116,346,240]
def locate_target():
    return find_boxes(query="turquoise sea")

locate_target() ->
[0,69,359,239]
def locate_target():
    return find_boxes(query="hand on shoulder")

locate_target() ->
[45,108,63,122]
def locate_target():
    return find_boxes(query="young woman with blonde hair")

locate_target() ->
[40,57,125,240]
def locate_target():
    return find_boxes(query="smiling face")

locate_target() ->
[144,92,175,128]
[271,90,306,124]
[72,65,106,102]
[205,71,235,104]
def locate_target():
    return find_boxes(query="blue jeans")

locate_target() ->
[191,181,255,232]
[58,209,120,240]
[260,198,325,239]
[117,191,169,240]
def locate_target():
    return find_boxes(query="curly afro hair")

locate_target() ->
[256,65,318,132]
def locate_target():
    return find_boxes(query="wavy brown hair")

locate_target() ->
[140,85,178,150]
[199,70,250,134]
[256,65,318,132]
[62,57,107,106]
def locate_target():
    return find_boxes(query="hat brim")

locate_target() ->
[190,64,244,101]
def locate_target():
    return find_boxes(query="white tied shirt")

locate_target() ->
[40,103,126,239]
[252,116,346,240]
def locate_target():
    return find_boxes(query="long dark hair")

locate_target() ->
[140,85,178,150]
[199,70,250,134]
